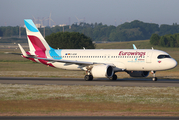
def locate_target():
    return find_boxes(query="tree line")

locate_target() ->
[150,33,179,47]
[1,20,179,42]
[45,32,95,49]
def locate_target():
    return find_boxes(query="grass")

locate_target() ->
[0,84,179,114]
[1,84,178,104]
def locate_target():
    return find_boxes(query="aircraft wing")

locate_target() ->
[36,57,95,65]
[25,56,123,72]
[34,57,118,68]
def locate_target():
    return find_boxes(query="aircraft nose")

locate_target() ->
[170,59,177,69]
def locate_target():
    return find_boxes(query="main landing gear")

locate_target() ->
[85,74,118,81]
[110,74,117,80]
[84,75,93,81]
[84,69,117,81]
[151,71,157,81]
[84,69,93,81]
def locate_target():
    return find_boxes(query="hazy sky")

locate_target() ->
[1,0,179,26]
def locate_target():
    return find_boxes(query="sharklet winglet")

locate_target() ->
[133,44,137,49]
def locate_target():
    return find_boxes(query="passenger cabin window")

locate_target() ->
[158,55,171,59]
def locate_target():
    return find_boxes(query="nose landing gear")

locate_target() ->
[151,71,157,81]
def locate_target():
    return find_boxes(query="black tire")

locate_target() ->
[84,75,93,81]
[110,74,117,80]
[84,75,90,81]
[89,75,93,81]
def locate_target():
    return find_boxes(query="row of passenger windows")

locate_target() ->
[52,56,145,59]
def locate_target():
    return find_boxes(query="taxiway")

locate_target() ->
[0,77,179,87]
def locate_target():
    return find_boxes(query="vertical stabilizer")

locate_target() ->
[24,19,51,52]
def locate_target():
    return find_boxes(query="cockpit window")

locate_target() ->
[157,55,171,59]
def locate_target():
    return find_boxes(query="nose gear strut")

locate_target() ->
[151,71,157,81]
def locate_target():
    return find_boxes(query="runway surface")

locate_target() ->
[1,116,179,120]
[0,77,179,87]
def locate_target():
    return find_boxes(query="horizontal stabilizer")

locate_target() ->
[4,52,22,55]
[18,44,28,57]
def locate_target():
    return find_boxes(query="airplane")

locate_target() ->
[18,19,177,81]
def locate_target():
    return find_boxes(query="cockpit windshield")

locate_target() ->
[157,55,171,59]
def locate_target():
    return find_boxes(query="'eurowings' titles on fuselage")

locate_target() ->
[119,51,146,56]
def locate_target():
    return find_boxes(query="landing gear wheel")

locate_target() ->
[89,75,93,80]
[152,77,158,81]
[110,74,117,80]
[84,75,93,81]
[151,71,157,81]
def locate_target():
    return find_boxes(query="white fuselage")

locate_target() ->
[43,49,177,72]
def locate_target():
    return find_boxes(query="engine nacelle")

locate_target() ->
[91,65,114,78]
[127,71,149,77]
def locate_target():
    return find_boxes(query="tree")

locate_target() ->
[169,36,175,47]
[2,19,179,43]
[150,33,160,45]
[159,36,168,47]
[45,32,95,49]
[175,34,179,47]
[0,29,3,37]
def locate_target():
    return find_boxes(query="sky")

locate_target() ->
[1,0,179,26]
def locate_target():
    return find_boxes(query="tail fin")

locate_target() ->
[24,19,51,52]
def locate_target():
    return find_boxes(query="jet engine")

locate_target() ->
[91,65,114,78]
[127,71,149,77]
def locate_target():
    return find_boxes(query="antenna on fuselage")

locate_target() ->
[83,47,85,50]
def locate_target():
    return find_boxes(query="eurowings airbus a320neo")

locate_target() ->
[18,19,177,81]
